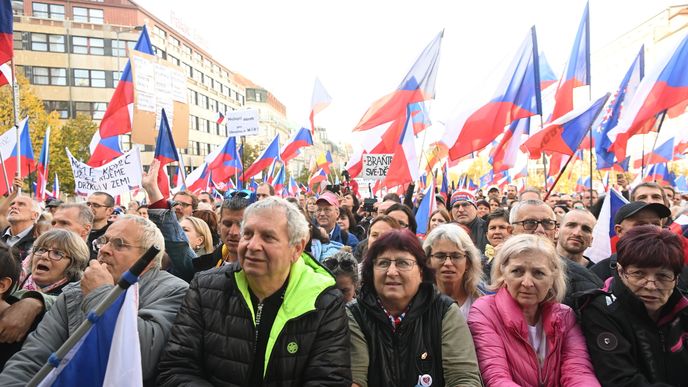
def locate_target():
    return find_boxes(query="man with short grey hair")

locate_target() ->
[52,203,94,242]
[509,199,601,307]
[0,215,189,385]
[158,197,351,386]
[2,195,40,260]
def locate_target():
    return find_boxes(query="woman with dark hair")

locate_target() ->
[489,197,501,212]
[338,206,365,241]
[348,229,481,387]
[384,203,417,234]
[476,199,491,219]
[578,225,688,386]
[307,222,344,262]
[341,192,360,215]
[192,209,220,247]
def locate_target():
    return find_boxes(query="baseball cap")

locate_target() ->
[45,199,63,208]
[316,191,339,207]
[450,191,476,207]
[614,201,671,225]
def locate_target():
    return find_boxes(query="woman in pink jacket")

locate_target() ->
[467,234,599,386]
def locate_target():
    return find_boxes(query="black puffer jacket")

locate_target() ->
[562,258,603,308]
[577,274,688,386]
[157,255,352,387]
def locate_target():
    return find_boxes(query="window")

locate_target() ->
[203,75,212,89]
[44,101,69,119]
[182,63,192,77]
[30,33,65,52]
[187,89,197,105]
[215,122,221,135]
[153,26,166,39]
[112,71,121,87]
[182,45,192,56]
[73,69,106,87]
[73,7,104,24]
[168,54,180,67]
[208,98,217,112]
[199,118,208,133]
[153,45,166,59]
[31,67,67,86]
[169,36,180,46]
[197,94,207,109]
[112,40,134,57]
[72,36,104,55]
[189,115,197,131]
[192,52,202,62]
[32,2,64,20]
[13,31,24,50]
[193,70,203,84]
[75,102,107,119]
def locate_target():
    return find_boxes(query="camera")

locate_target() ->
[326,184,340,194]
[362,198,376,213]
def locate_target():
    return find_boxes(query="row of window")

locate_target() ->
[44,100,106,120]
[21,66,121,88]
[32,2,104,24]
[184,67,244,104]
[14,31,135,56]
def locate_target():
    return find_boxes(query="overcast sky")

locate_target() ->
[137,0,680,145]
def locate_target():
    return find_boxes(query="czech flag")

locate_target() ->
[153,109,179,199]
[52,173,60,199]
[539,51,558,90]
[644,163,675,186]
[550,2,590,121]
[98,26,153,138]
[0,0,13,86]
[207,136,240,182]
[0,117,35,196]
[186,163,211,193]
[35,127,51,201]
[439,163,449,202]
[414,185,437,237]
[522,93,609,158]
[594,47,644,169]
[585,188,628,262]
[172,149,186,191]
[409,101,432,135]
[309,168,328,188]
[280,127,313,163]
[216,111,226,125]
[243,134,279,181]
[273,166,285,194]
[633,137,674,168]
[384,107,420,188]
[288,175,299,197]
[447,27,542,160]
[491,117,530,173]
[310,77,332,134]
[609,32,688,160]
[353,31,443,132]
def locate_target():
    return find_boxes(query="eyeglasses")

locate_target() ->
[512,219,558,231]
[430,252,466,263]
[93,235,144,252]
[33,247,70,261]
[621,268,677,289]
[316,207,335,214]
[323,258,357,272]
[452,202,473,209]
[173,201,192,208]
[86,202,111,209]
[373,258,417,271]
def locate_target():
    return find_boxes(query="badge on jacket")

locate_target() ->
[415,374,432,387]
[596,332,618,351]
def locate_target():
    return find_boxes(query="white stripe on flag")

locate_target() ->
[103,284,142,386]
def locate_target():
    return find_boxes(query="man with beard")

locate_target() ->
[556,209,596,269]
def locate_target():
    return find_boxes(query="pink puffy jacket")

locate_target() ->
[467,288,599,387]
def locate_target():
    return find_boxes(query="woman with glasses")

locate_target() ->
[578,225,688,386]
[468,234,599,386]
[347,229,481,387]
[322,251,359,303]
[424,224,486,319]
[383,203,417,234]
[19,229,90,295]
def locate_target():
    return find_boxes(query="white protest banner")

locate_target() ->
[361,154,393,180]
[226,109,259,137]
[67,148,143,196]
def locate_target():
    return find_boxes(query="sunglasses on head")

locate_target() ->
[323,258,357,272]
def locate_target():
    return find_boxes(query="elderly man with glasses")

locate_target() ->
[86,192,115,261]
[509,199,602,307]
[316,191,359,248]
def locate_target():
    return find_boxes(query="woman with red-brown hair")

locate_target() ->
[578,225,688,386]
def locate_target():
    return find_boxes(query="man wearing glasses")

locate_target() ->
[0,215,189,385]
[171,191,197,220]
[449,191,488,252]
[509,199,602,307]
[85,192,114,260]
[316,191,359,248]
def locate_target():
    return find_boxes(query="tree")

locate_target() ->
[0,74,61,193]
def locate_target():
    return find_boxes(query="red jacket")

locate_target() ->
[467,288,599,387]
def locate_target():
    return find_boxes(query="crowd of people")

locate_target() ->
[0,164,685,386]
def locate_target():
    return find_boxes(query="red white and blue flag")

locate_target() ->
[384,107,420,188]
[35,127,51,201]
[310,77,332,134]
[37,285,142,387]
[353,31,443,132]
[98,26,153,139]
[414,185,437,237]
[609,32,688,160]
[207,136,241,182]
[52,173,60,199]
[280,127,313,163]
[153,109,179,199]
[0,117,35,196]
[633,137,674,168]
[0,0,13,86]
[243,134,280,181]
[586,188,628,262]
[87,129,123,167]
[309,168,328,188]
[447,27,542,160]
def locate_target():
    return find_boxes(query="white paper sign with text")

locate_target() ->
[361,154,393,180]
[68,148,143,196]
[226,109,260,137]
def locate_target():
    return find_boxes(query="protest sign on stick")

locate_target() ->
[360,154,393,180]
[68,148,143,197]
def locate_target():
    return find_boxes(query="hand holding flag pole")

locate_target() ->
[28,244,162,387]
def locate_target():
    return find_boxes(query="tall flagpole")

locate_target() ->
[10,57,20,187]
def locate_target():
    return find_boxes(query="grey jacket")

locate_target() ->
[0,268,188,386]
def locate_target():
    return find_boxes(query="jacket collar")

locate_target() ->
[358,282,437,325]
[494,287,560,338]
[611,272,688,326]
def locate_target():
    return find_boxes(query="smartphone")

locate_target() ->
[363,198,376,212]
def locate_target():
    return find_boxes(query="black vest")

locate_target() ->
[348,283,454,387]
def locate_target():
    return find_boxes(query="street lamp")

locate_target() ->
[114,25,143,71]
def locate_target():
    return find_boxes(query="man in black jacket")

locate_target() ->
[158,197,351,386]
[510,199,602,307]
[449,190,488,252]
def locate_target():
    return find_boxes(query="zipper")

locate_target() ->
[513,327,544,386]
[253,302,264,352]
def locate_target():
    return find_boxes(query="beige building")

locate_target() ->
[10,0,290,172]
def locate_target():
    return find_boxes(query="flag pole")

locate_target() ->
[645,110,667,174]
[0,149,10,195]
[537,115,549,192]
[544,154,575,201]
[10,58,21,187]
[27,244,162,387]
